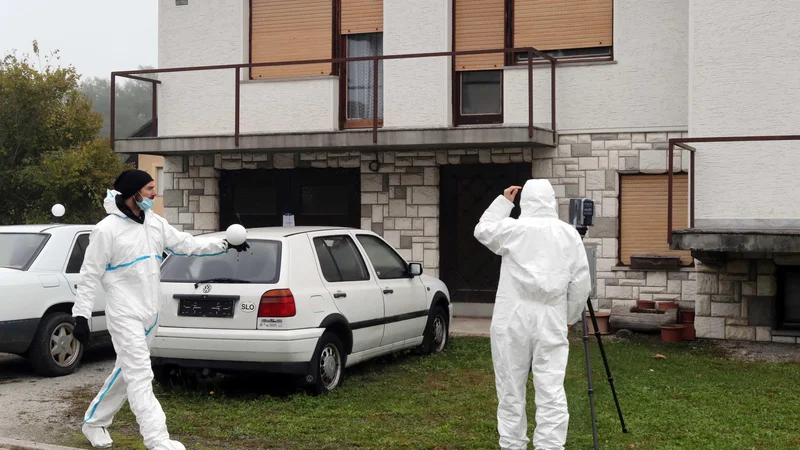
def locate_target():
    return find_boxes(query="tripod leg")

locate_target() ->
[587,300,629,433]
[581,306,600,450]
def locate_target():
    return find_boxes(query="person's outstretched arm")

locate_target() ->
[566,236,592,325]
[157,216,229,257]
[473,186,521,256]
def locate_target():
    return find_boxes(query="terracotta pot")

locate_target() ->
[682,323,696,341]
[679,310,695,324]
[658,301,680,311]
[660,324,685,342]
[586,311,611,335]
[636,300,656,309]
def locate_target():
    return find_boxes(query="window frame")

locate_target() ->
[313,234,372,283]
[454,69,504,125]
[65,232,91,274]
[355,233,411,280]
[338,31,384,130]
[776,266,800,331]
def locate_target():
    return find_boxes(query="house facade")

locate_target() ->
[115,0,799,338]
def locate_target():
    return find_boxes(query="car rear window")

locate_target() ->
[0,233,49,270]
[160,239,282,284]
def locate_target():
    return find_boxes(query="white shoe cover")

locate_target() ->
[152,439,186,450]
[82,423,113,448]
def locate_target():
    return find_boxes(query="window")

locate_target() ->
[356,234,408,280]
[777,267,800,330]
[157,167,164,196]
[619,174,692,266]
[160,240,282,284]
[512,0,613,63]
[453,0,504,125]
[0,233,48,271]
[344,33,383,128]
[249,0,333,79]
[313,236,370,282]
[66,234,90,274]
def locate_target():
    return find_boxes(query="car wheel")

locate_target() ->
[29,312,85,377]
[414,306,449,355]
[307,332,345,396]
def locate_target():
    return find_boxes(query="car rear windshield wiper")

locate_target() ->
[193,278,252,289]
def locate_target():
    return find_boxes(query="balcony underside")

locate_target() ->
[115,125,556,155]
[671,228,800,264]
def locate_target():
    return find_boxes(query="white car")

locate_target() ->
[0,225,108,376]
[152,226,451,394]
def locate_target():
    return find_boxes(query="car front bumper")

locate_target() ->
[150,326,324,374]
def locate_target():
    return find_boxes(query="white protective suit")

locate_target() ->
[474,179,591,450]
[72,190,229,450]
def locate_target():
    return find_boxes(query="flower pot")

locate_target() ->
[682,323,696,341]
[679,310,695,324]
[636,300,656,309]
[658,301,680,311]
[586,311,611,335]
[660,324,685,342]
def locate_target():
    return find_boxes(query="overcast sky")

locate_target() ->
[1,0,157,80]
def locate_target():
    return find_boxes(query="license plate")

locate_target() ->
[178,298,235,318]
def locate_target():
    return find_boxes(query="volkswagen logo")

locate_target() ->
[202,285,212,293]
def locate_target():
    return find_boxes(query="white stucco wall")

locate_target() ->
[383,0,452,128]
[157,0,337,136]
[690,0,800,227]
[505,0,689,133]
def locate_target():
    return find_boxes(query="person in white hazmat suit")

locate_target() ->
[474,179,592,450]
[71,169,249,450]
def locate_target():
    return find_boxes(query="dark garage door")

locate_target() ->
[440,163,531,303]
[219,168,361,230]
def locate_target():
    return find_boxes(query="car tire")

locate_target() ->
[414,305,449,355]
[29,312,85,377]
[307,332,346,396]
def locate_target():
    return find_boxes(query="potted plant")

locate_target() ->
[679,309,696,341]
[660,324,685,342]
[630,254,682,271]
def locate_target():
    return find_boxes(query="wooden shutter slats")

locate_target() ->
[341,0,383,34]
[455,0,505,71]
[514,0,613,51]
[250,0,332,79]
[620,174,692,266]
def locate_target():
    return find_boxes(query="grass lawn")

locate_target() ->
[62,334,800,449]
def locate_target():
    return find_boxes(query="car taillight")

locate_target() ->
[258,289,296,317]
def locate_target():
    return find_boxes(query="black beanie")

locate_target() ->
[114,169,154,199]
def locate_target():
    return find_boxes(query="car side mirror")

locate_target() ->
[408,263,423,277]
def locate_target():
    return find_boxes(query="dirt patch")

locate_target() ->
[707,339,800,363]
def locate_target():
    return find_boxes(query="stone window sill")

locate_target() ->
[611,265,694,273]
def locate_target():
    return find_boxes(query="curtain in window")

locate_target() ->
[347,33,383,120]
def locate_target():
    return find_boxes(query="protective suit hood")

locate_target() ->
[519,179,558,219]
[104,190,126,218]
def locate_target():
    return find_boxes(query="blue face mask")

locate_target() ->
[135,193,154,211]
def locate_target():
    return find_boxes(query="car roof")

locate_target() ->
[199,226,364,240]
[0,224,94,234]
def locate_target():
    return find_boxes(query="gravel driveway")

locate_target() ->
[0,343,115,446]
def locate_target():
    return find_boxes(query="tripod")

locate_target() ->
[576,226,628,450]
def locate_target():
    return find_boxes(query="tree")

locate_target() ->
[0,42,131,225]
[81,69,156,139]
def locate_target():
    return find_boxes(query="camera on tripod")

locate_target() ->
[569,198,594,237]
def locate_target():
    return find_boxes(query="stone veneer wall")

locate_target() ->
[695,253,799,343]
[160,130,696,313]
[537,132,696,310]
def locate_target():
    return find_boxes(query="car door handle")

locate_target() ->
[334,292,347,298]
[383,289,394,294]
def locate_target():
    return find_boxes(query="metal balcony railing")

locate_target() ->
[110,46,557,150]
[667,135,800,244]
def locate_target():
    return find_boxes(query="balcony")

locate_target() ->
[110,47,558,155]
